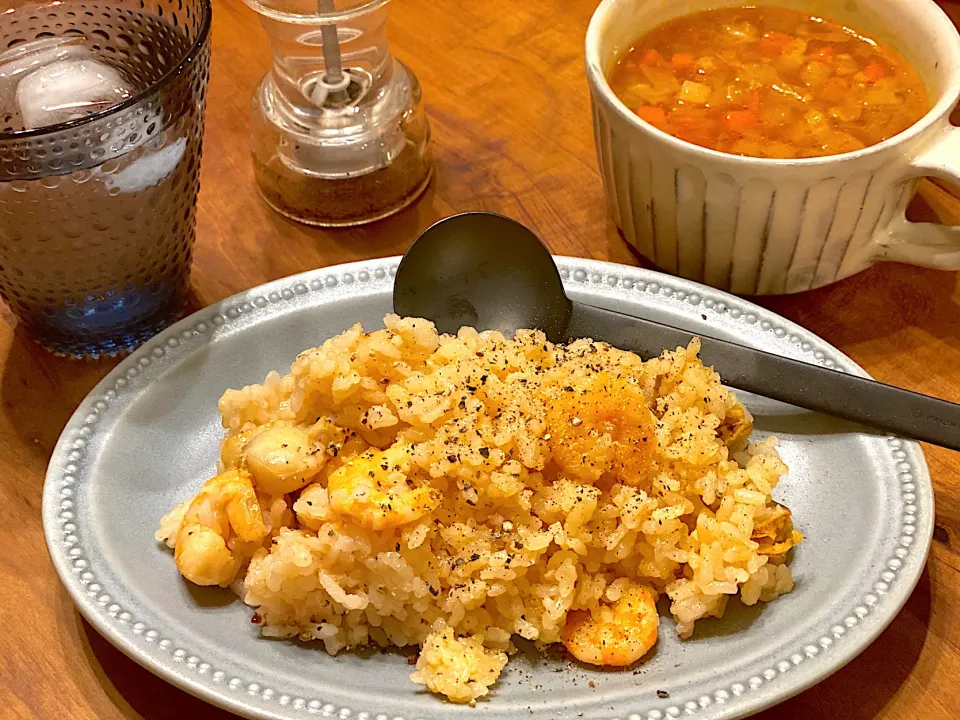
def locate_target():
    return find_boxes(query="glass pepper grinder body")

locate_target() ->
[246,0,432,226]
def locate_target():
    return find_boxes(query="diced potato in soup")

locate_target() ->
[607,7,929,159]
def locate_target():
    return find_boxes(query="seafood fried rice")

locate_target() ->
[157,315,801,703]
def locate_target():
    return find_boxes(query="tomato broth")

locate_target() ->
[608,7,930,158]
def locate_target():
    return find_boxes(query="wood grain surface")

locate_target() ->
[3,0,960,717]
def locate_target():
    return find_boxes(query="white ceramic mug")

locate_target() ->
[586,0,960,294]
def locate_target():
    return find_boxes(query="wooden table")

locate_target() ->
[4,0,960,716]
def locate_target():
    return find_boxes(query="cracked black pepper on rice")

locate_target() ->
[157,315,801,703]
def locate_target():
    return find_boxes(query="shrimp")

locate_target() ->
[561,584,660,667]
[219,425,262,470]
[546,372,656,486]
[221,419,338,495]
[327,443,441,531]
[175,468,268,587]
[243,425,326,495]
[752,502,803,556]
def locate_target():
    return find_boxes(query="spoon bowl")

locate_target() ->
[394,212,570,341]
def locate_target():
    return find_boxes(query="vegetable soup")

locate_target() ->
[607,7,930,159]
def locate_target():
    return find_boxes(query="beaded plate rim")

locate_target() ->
[43,256,933,720]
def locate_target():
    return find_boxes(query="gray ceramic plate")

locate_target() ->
[43,257,932,720]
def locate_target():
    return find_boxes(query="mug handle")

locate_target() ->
[875,127,960,269]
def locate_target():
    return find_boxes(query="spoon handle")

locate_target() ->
[567,302,960,451]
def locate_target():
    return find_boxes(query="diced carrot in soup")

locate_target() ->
[863,61,888,82]
[641,49,662,66]
[607,7,928,158]
[810,46,836,61]
[724,110,759,133]
[759,31,793,55]
[636,106,668,126]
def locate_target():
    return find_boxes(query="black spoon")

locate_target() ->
[393,211,960,451]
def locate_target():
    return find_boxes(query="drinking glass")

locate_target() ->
[0,0,211,357]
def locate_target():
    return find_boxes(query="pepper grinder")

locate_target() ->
[246,0,432,226]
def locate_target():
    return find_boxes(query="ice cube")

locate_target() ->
[0,36,90,129]
[103,137,187,193]
[0,36,89,79]
[15,55,133,130]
